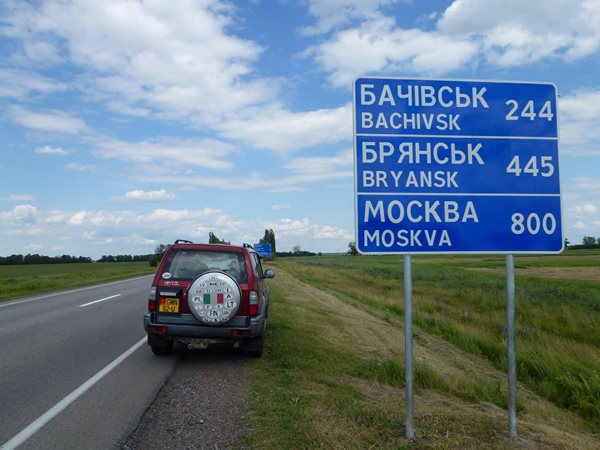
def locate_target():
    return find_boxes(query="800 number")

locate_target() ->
[511,213,556,235]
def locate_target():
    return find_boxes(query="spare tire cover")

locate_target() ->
[188,272,241,325]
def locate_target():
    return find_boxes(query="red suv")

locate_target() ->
[144,240,275,357]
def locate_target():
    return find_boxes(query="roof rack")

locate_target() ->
[174,239,194,244]
[242,243,254,249]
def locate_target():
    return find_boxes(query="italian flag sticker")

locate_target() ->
[203,293,224,305]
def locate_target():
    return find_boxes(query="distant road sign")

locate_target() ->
[354,77,563,254]
[253,243,272,257]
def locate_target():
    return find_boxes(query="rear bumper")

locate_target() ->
[143,312,266,340]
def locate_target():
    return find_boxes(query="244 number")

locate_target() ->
[505,100,553,121]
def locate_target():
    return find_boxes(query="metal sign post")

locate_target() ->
[404,254,414,439]
[352,77,562,440]
[506,254,518,439]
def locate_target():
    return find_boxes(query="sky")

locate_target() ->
[1,0,600,259]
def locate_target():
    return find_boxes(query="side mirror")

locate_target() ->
[264,269,275,279]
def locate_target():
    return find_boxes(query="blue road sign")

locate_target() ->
[253,243,272,257]
[354,77,563,254]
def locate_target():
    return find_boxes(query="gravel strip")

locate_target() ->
[122,345,251,450]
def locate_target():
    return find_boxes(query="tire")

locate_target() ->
[242,334,264,358]
[151,340,173,356]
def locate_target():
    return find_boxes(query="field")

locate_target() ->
[246,250,600,448]
[0,262,154,301]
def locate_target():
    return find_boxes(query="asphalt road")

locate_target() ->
[0,275,178,450]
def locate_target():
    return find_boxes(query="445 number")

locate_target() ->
[506,155,554,177]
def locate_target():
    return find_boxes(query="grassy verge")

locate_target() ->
[280,254,600,429]
[245,271,410,448]
[0,262,154,301]
[245,258,600,448]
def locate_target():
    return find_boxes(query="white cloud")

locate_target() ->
[301,0,401,35]
[35,145,70,155]
[0,68,67,98]
[144,172,297,193]
[145,148,353,193]
[65,210,131,227]
[23,243,44,252]
[271,204,290,211]
[2,0,272,123]
[66,162,97,172]
[10,106,89,134]
[0,204,38,224]
[275,218,353,240]
[575,204,598,214]
[437,0,600,65]
[0,194,35,201]
[308,0,600,85]
[563,177,600,243]
[568,202,599,221]
[2,1,353,156]
[1,205,351,256]
[569,177,600,193]
[116,189,176,203]
[83,231,96,240]
[560,89,600,156]
[94,137,235,170]
[217,104,351,153]
[308,17,478,87]
[284,149,352,176]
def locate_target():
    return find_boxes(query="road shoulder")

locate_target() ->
[122,346,250,449]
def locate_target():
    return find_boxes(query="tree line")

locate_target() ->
[0,253,155,265]
[97,254,152,263]
[4,232,599,266]
[276,250,319,257]
[568,236,600,249]
[0,254,93,265]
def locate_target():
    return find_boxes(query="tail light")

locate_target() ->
[149,325,168,334]
[249,291,259,316]
[233,329,251,337]
[181,294,190,313]
[148,286,157,312]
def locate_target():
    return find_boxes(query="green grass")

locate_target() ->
[0,262,154,301]
[275,252,600,430]
[244,253,600,448]
[246,279,408,449]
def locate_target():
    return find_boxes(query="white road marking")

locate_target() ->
[0,336,147,450]
[0,275,152,309]
[79,294,122,308]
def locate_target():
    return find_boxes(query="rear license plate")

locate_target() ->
[159,297,180,313]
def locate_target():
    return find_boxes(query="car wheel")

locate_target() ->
[151,340,173,356]
[242,334,264,358]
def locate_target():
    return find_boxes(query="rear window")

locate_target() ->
[161,249,248,283]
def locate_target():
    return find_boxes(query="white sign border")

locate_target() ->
[352,76,565,255]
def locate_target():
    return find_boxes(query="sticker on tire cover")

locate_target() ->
[188,272,241,325]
